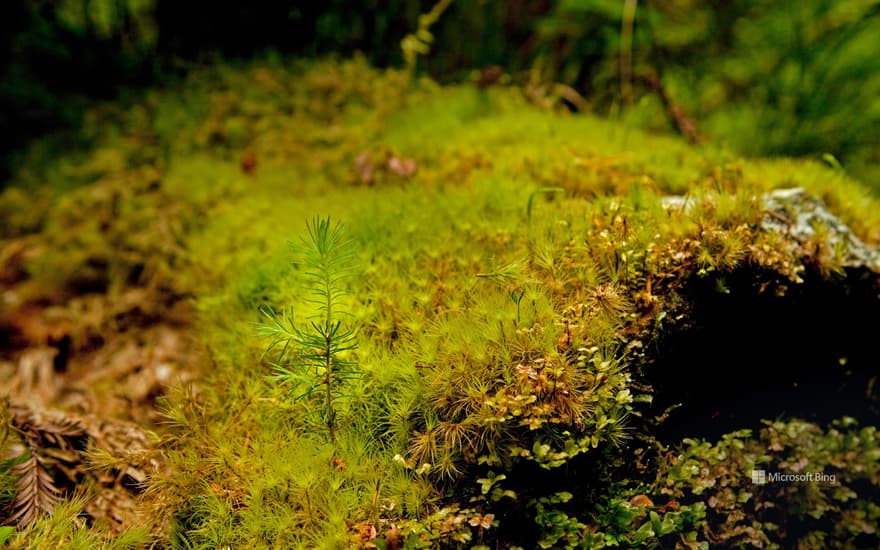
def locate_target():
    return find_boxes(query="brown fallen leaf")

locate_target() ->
[13,347,61,405]
[659,500,680,513]
[384,525,403,550]
[387,156,417,177]
[477,65,503,88]
[355,151,374,184]
[346,520,378,547]
[240,150,257,174]
[630,494,654,507]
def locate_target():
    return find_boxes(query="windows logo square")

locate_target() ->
[751,469,767,484]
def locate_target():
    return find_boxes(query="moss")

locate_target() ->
[2,57,879,547]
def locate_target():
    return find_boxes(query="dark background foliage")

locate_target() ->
[3,0,879,187]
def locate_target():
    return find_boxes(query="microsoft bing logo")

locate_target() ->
[748,469,836,484]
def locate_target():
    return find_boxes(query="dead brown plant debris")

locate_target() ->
[2,401,163,534]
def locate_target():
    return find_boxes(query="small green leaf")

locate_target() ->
[631,520,655,544]
[553,491,574,504]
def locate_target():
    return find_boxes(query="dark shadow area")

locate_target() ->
[0,0,550,184]
[466,446,621,547]
[649,268,880,444]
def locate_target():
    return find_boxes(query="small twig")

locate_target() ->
[620,0,639,106]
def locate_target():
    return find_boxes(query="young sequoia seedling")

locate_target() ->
[260,217,358,441]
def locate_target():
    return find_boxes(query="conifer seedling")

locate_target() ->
[260,217,358,441]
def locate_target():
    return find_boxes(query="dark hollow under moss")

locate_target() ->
[647,267,880,444]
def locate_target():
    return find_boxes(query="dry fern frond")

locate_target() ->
[8,405,86,451]
[2,405,87,527]
[2,402,162,533]
[5,451,62,526]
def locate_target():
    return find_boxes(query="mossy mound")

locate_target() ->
[1,58,879,549]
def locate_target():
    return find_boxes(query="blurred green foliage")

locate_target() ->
[2,0,879,187]
[635,0,880,184]
[530,0,880,184]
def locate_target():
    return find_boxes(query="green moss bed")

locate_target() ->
[1,58,879,549]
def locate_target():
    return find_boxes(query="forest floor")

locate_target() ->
[1,58,879,549]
